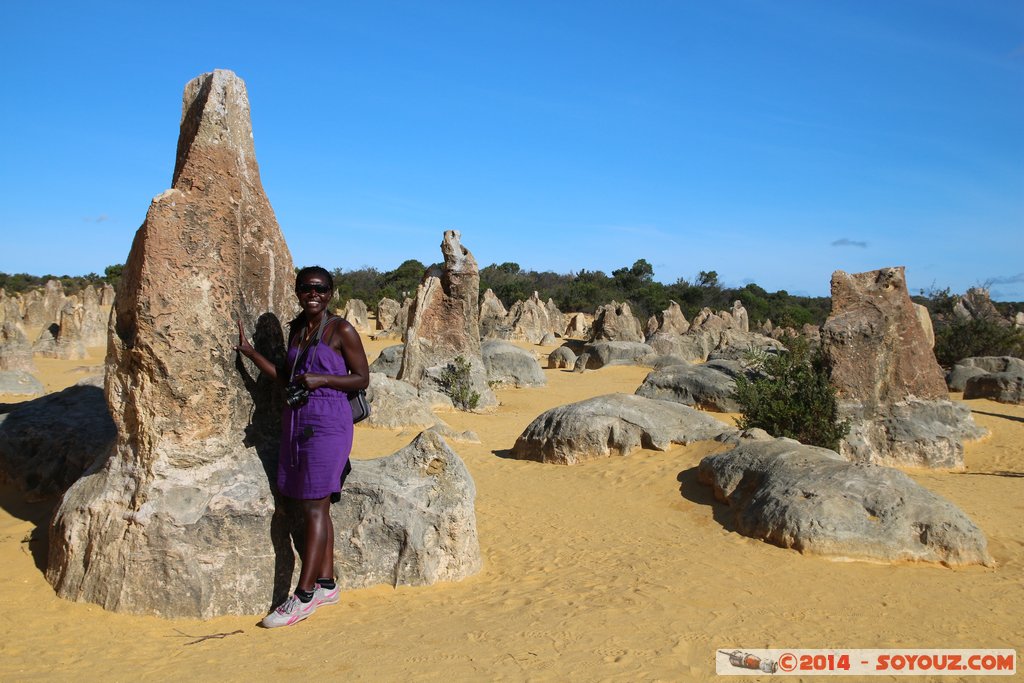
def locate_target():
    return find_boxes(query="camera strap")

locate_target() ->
[289,313,330,381]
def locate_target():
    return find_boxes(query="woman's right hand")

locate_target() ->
[236,318,255,358]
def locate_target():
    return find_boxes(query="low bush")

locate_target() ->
[933,319,1024,368]
[734,338,849,451]
[438,355,480,411]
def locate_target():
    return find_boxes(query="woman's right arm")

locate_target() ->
[236,319,280,381]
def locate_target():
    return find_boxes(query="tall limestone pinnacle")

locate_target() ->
[47,70,297,617]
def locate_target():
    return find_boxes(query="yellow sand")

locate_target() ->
[1,336,1022,681]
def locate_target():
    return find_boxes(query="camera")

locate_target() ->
[284,382,310,408]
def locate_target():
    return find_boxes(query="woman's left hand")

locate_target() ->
[292,373,328,390]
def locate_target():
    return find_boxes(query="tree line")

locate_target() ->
[330,258,833,328]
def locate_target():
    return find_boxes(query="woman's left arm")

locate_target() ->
[293,318,370,392]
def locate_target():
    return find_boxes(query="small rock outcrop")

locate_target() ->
[479,289,508,339]
[635,359,755,412]
[481,340,546,387]
[547,345,577,369]
[341,298,370,333]
[397,231,496,409]
[365,373,439,429]
[591,301,644,342]
[375,297,401,334]
[731,301,749,333]
[331,430,481,590]
[34,302,87,360]
[0,370,44,397]
[698,438,993,567]
[953,287,1005,324]
[964,372,1024,404]
[510,393,734,464]
[947,357,1024,391]
[563,313,591,339]
[368,344,405,379]
[0,322,35,372]
[572,341,655,371]
[821,267,983,468]
[647,301,690,337]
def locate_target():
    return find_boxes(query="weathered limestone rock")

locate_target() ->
[548,345,577,369]
[368,343,405,379]
[953,287,1004,324]
[22,280,65,328]
[481,340,546,387]
[479,288,508,339]
[539,331,557,345]
[913,303,934,349]
[1014,312,1024,329]
[0,322,35,372]
[690,307,729,334]
[646,330,716,363]
[34,302,87,360]
[947,357,1024,391]
[707,330,787,362]
[563,313,591,339]
[397,231,496,409]
[545,298,564,337]
[47,70,299,618]
[591,301,644,342]
[80,285,111,348]
[821,267,980,468]
[964,372,1024,404]
[656,301,691,336]
[840,399,984,469]
[503,292,559,344]
[698,438,993,566]
[341,298,370,333]
[365,373,439,429]
[731,301,749,333]
[0,384,116,497]
[330,430,481,590]
[0,370,44,397]
[375,297,401,332]
[572,341,655,371]
[510,393,733,464]
[635,359,754,412]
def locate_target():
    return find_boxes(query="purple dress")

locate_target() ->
[278,337,353,500]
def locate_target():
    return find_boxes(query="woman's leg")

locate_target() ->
[297,495,331,591]
[319,511,335,580]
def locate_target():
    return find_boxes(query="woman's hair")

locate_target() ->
[295,265,334,291]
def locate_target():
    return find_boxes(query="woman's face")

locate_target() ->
[295,273,331,317]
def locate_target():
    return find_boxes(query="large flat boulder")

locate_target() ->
[510,393,734,465]
[369,343,404,379]
[365,373,439,429]
[0,384,116,497]
[947,357,1024,391]
[698,438,993,567]
[964,372,1024,404]
[840,398,985,469]
[635,359,753,412]
[481,340,545,387]
[573,341,655,370]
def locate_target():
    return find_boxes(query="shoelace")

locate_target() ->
[277,595,301,614]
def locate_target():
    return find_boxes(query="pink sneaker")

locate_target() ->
[314,584,339,607]
[261,594,317,628]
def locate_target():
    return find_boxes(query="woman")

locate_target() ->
[236,266,369,628]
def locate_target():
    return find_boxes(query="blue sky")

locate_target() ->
[1,1,1022,299]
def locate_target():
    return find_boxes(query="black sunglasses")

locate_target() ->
[296,283,331,294]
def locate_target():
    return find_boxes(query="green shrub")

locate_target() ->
[439,355,480,411]
[933,318,1024,368]
[734,338,849,451]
